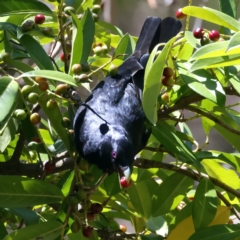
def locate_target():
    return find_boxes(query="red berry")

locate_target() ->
[161,77,174,87]
[87,212,95,221]
[30,113,41,125]
[163,67,173,78]
[45,161,55,173]
[209,30,220,42]
[120,177,132,188]
[38,81,49,91]
[60,53,70,62]
[82,226,93,238]
[35,14,45,24]
[175,8,187,20]
[90,203,103,214]
[193,28,204,39]
[119,224,127,232]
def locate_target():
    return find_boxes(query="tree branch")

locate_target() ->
[186,105,240,136]
[134,158,240,198]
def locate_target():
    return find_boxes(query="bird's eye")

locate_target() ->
[99,123,109,135]
[112,151,117,158]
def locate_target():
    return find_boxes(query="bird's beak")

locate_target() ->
[121,166,131,183]
[115,164,131,188]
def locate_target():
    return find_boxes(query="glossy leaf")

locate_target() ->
[38,94,71,153]
[178,64,226,107]
[152,122,200,167]
[0,0,52,16]
[152,172,193,216]
[0,77,19,123]
[201,160,240,189]
[189,224,240,240]
[218,0,236,19]
[0,220,8,239]
[19,70,77,86]
[0,176,64,207]
[167,206,230,240]
[143,37,176,124]
[8,207,40,226]
[3,221,64,240]
[190,54,240,72]
[69,9,94,75]
[61,171,75,196]
[19,34,54,70]
[98,20,123,36]
[190,41,230,60]
[182,6,240,31]
[113,33,136,60]
[192,178,218,230]
[128,179,157,219]
[226,31,240,52]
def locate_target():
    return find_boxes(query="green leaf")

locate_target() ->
[3,221,64,240]
[190,41,229,60]
[189,224,240,240]
[128,179,157,219]
[201,160,240,189]
[152,122,200,167]
[0,118,18,152]
[98,20,123,36]
[143,37,176,124]
[0,22,17,37]
[95,22,111,48]
[192,178,218,230]
[185,31,201,49]
[0,77,19,123]
[190,54,240,72]
[61,171,74,197]
[152,172,193,216]
[18,70,77,86]
[0,0,52,16]
[113,33,136,60]
[8,207,40,226]
[226,31,240,52]
[0,176,64,207]
[69,9,94,75]
[178,64,226,107]
[218,0,236,19]
[38,95,71,153]
[169,201,193,233]
[196,151,240,172]
[182,6,240,31]
[103,172,121,196]
[19,34,54,70]
[148,215,168,236]
[0,220,8,239]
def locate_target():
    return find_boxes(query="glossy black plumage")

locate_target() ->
[73,17,182,180]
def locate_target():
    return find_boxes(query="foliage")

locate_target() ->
[0,0,240,239]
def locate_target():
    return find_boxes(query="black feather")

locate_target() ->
[73,17,182,178]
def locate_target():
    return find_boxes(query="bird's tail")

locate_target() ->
[118,17,182,77]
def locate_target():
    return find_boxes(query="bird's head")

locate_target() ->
[100,126,134,188]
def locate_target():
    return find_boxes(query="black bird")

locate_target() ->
[73,17,182,186]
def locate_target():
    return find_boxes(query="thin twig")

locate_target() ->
[134,158,240,199]
[186,105,240,136]
[216,190,240,221]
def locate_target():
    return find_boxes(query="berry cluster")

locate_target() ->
[193,28,221,45]
[175,8,221,45]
